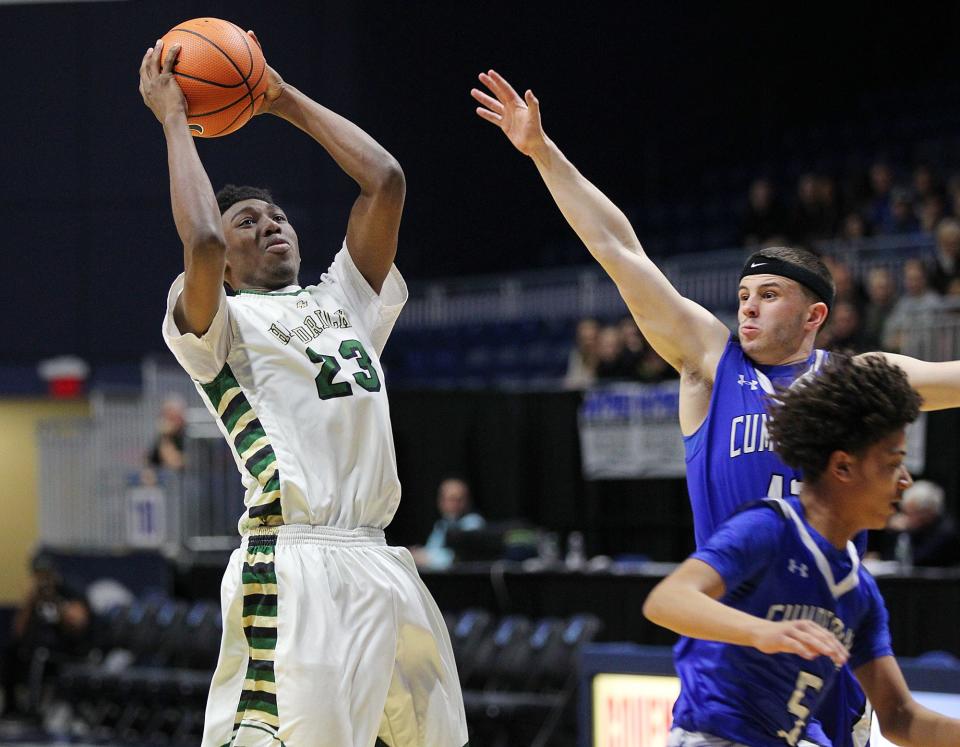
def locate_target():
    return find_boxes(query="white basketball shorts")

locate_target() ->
[201,525,469,747]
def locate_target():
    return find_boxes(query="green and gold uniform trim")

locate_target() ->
[224,534,282,743]
[200,364,284,531]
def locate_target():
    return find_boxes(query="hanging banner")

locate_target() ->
[578,382,685,479]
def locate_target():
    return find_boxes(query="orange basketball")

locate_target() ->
[160,18,268,138]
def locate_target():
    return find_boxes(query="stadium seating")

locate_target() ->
[54,597,220,744]
[451,609,603,747]
[44,599,599,746]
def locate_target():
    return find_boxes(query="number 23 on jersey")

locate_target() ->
[306,339,381,400]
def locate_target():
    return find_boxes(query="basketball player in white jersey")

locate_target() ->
[140,37,468,747]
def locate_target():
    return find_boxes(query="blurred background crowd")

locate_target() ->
[5,2,960,744]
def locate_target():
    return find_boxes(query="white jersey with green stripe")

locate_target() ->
[162,243,408,535]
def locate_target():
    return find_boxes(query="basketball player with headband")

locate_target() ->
[139,36,468,747]
[472,68,960,747]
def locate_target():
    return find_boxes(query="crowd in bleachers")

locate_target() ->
[564,316,679,390]
[737,162,960,248]
[563,160,960,382]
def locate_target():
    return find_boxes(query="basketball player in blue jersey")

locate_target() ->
[644,354,960,747]
[140,38,468,747]
[472,69,960,747]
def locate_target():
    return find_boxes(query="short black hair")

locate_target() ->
[752,246,835,305]
[216,184,276,215]
[766,354,921,483]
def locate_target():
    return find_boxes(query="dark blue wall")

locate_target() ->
[3,2,960,375]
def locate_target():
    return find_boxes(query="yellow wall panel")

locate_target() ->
[0,398,89,604]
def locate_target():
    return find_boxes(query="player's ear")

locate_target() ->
[828,450,855,482]
[806,301,829,329]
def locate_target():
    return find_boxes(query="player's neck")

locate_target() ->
[748,339,816,367]
[799,487,858,550]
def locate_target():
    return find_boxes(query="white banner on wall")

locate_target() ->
[579,382,685,480]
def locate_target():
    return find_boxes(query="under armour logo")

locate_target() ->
[737,374,759,390]
[788,559,809,577]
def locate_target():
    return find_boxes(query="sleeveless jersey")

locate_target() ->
[672,498,893,747]
[683,336,828,548]
[162,243,407,535]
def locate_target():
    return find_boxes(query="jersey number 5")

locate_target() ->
[776,671,824,746]
[306,339,381,400]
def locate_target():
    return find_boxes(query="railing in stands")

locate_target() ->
[397,234,934,326]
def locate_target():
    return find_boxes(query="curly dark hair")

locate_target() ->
[216,184,276,215]
[766,354,921,483]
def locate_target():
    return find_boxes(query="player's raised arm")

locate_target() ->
[252,32,404,294]
[139,39,226,337]
[864,353,960,411]
[856,656,960,745]
[472,69,728,375]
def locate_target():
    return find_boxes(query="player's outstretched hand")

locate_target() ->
[471,69,547,157]
[139,39,186,123]
[753,620,849,668]
[246,30,286,115]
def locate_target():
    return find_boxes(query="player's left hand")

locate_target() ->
[246,30,286,114]
[471,69,548,157]
[753,619,850,668]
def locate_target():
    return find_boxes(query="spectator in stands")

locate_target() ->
[882,258,944,352]
[739,177,788,247]
[919,194,946,234]
[912,164,941,200]
[840,211,870,245]
[822,255,867,313]
[0,553,90,719]
[614,316,676,383]
[866,160,896,231]
[950,192,960,225]
[880,188,920,235]
[616,315,645,380]
[790,173,835,243]
[929,218,960,294]
[816,175,841,237]
[146,394,187,472]
[946,172,960,204]
[595,323,633,380]
[861,266,898,351]
[880,480,960,567]
[563,317,599,390]
[410,477,486,570]
[817,300,864,352]
[639,344,677,382]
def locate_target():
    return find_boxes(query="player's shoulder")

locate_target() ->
[856,561,884,598]
[711,497,791,547]
[731,496,793,523]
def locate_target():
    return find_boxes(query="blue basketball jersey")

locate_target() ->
[672,498,893,747]
[684,336,829,548]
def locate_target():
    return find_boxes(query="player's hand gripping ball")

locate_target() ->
[160,18,268,138]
